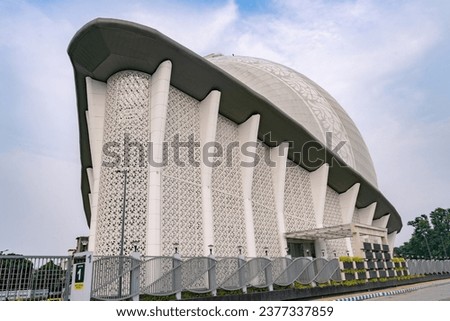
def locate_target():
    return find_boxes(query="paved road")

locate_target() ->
[318,278,450,301]
[367,279,450,301]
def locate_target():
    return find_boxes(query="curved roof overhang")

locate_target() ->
[67,18,402,234]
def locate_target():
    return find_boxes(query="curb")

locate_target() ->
[335,287,420,301]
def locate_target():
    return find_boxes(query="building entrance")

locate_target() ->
[287,239,316,258]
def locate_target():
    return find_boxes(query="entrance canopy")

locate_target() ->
[284,223,387,241]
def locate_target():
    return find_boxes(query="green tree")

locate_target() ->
[430,208,450,257]
[396,208,450,258]
[32,261,65,293]
[0,254,34,291]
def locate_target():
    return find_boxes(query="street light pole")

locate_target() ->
[116,169,128,298]
[118,169,128,258]
[423,233,432,259]
[440,236,448,257]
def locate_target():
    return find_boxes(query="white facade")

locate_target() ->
[68,18,402,261]
[85,57,392,258]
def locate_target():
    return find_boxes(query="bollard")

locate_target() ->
[309,258,317,287]
[208,253,217,296]
[173,252,182,300]
[284,254,294,287]
[238,254,247,294]
[264,257,273,292]
[130,252,140,301]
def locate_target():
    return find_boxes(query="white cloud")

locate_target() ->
[215,1,449,244]
[228,0,441,96]
[127,0,240,53]
[369,116,450,243]
[0,1,78,160]
[0,0,448,252]
[0,149,87,255]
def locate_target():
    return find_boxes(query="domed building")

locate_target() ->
[68,18,402,259]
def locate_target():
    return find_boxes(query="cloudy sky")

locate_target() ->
[0,0,449,255]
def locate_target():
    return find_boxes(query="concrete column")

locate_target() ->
[351,231,364,258]
[85,77,107,252]
[309,164,329,229]
[270,142,289,256]
[238,114,260,258]
[387,232,397,256]
[339,183,360,224]
[309,164,329,257]
[87,191,98,252]
[314,238,328,259]
[86,77,107,176]
[199,90,221,256]
[358,202,377,225]
[339,183,360,256]
[373,214,391,228]
[146,60,172,257]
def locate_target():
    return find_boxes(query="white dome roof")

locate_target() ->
[208,55,378,187]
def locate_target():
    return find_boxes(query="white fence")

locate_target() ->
[406,259,450,275]
[0,255,72,301]
[91,255,341,300]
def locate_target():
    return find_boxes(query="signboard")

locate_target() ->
[70,252,93,301]
[74,263,85,290]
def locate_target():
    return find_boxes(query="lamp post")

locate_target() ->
[440,236,448,257]
[237,245,245,293]
[81,240,88,252]
[116,169,128,258]
[116,169,128,298]
[131,241,139,253]
[423,233,432,259]
[173,242,179,254]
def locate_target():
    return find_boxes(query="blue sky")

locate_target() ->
[0,0,449,255]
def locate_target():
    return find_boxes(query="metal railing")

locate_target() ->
[273,257,340,286]
[0,255,72,301]
[91,256,137,300]
[90,255,342,300]
[6,254,448,301]
[5,254,449,301]
[406,259,450,275]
